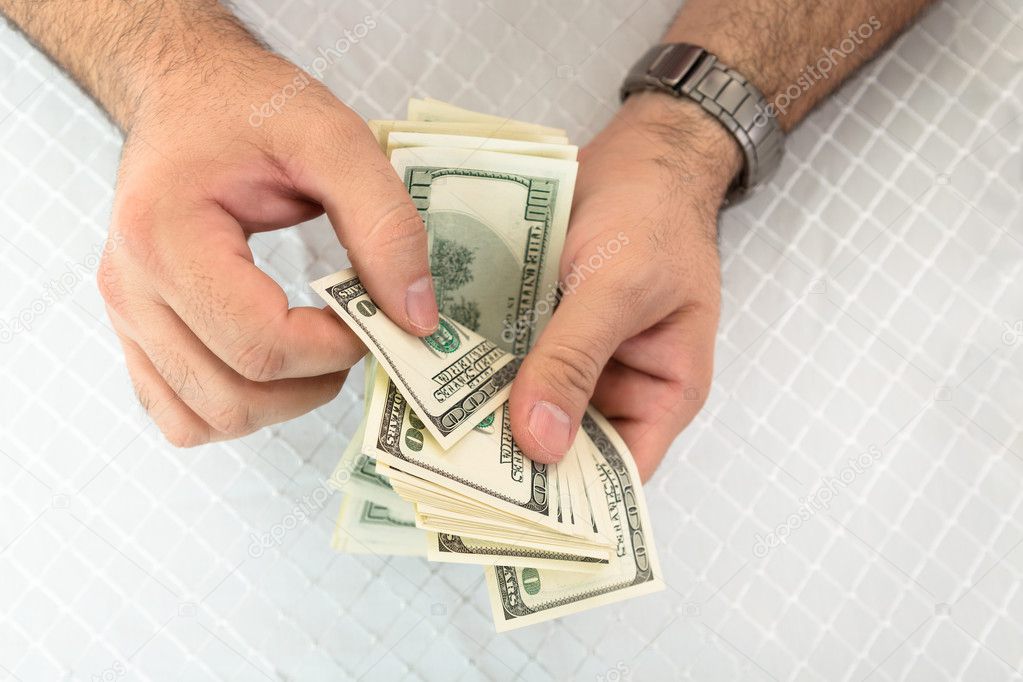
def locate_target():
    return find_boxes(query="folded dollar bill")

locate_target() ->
[312,268,517,449]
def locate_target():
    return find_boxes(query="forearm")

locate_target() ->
[663,0,934,131]
[0,0,266,131]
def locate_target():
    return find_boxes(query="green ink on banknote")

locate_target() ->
[423,318,460,353]
[521,567,541,595]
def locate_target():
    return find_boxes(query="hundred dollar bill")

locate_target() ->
[363,367,602,543]
[329,359,403,507]
[333,494,427,557]
[311,268,517,449]
[484,409,663,631]
[406,97,567,137]
[373,443,609,557]
[367,120,568,149]
[339,360,543,561]
[331,418,400,508]
[385,132,577,162]
[390,146,576,354]
[428,532,607,573]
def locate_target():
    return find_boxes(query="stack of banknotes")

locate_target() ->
[311,99,663,632]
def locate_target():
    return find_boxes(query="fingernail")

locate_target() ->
[406,276,439,334]
[528,401,572,457]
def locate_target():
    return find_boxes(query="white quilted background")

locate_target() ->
[1,0,1021,679]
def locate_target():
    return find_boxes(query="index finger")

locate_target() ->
[294,112,439,337]
[151,204,367,381]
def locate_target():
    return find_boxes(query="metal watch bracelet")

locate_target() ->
[620,43,784,198]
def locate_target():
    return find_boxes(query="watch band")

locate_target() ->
[620,43,784,198]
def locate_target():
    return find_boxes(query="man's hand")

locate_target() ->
[508,0,933,480]
[0,0,437,446]
[97,49,439,445]
[0,0,446,447]
[509,94,741,480]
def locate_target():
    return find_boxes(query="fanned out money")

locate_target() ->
[313,98,663,631]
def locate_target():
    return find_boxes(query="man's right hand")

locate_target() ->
[98,47,437,447]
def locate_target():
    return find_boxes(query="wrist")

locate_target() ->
[615,91,744,201]
[115,9,272,132]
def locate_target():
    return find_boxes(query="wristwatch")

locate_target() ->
[620,43,784,198]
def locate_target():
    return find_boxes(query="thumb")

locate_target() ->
[509,270,648,463]
[301,111,438,336]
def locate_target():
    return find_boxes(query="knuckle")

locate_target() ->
[680,377,711,412]
[662,382,710,435]
[204,400,259,438]
[691,363,714,409]
[96,256,130,314]
[667,352,713,416]
[361,203,426,260]
[533,341,605,404]
[160,423,208,448]
[325,373,346,401]
[180,260,218,334]
[153,348,197,400]
[230,335,286,382]
[131,380,210,448]
[111,193,157,264]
